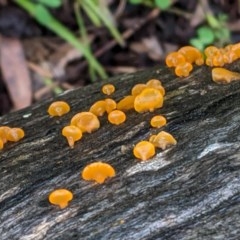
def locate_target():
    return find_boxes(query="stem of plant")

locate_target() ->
[14,0,107,80]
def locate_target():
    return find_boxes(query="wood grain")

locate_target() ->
[1,62,240,240]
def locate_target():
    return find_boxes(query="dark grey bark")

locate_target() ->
[1,62,240,240]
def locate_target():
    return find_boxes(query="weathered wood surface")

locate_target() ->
[1,62,240,240]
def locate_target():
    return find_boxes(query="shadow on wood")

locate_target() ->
[1,62,240,240]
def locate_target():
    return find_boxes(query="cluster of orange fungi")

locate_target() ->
[0,126,25,150]
[46,79,178,208]
[166,43,240,82]
[3,43,240,209]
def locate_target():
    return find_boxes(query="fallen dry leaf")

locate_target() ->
[0,37,32,110]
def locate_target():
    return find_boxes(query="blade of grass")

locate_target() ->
[44,77,63,95]
[80,1,102,27]
[74,1,98,82]
[82,0,124,46]
[15,0,107,80]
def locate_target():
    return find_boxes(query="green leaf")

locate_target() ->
[217,13,228,23]
[154,0,172,10]
[36,0,62,8]
[215,28,230,40]
[81,1,102,27]
[190,38,205,51]
[197,26,215,45]
[206,14,221,28]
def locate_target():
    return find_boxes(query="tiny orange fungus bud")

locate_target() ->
[6,128,25,142]
[48,101,70,117]
[82,161,116,184]
[212,68,240,84]
[48,189,73,209]
[71,112,100,133]
[134,88,163,113]
[133,141,155,161]
[105,98,117,113]
[102,84,115,95]
[89,100,106,116]
[150,115,167,128]
[62,125,82,148]
[149,131,177,150]
[108,110,126,125]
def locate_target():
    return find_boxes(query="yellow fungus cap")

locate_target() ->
[0,126,11,143]
[212,68,240,84]
[150,115,167,128]
[62,125,82,148]
[134,87,163,113]
[105,98,117,113]
[6,128,25,142]
[178,46,203,65]
[133,141,155,161]
[82,161,116,184]
[71,112,100,133]
[48,101,70,117]
[117,95,135,111]
[149,131,177,150]
[131,84,147,96]
[108,110,126,125]
[89,100,106,116]
[146,79,162,87]
[102,84,115,95]
[49,189,73,209]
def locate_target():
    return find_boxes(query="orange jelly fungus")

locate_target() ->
[102,84,115,95]
[0,126,11,143]
[89,100,106,116]
[131,84,147,96]
[48,189,73,209]
[165,52,186,67]
[0,138,3,150]
[71,112,100,133]
[149,131,177,150]
[175,62,193,77]
[105,98,117,113]
[48,101,70,117]
[178,46,204,65]
[212,67,240,84]
[134,87,163,113]
[62,125,82,148]
[6,128,25,142]
[150,115,167,128]
[108,110,126,125]
[133,141,155,161]
[117,95,135,111]
[204,46,220,57]
[146,79,162,87]
[82,161,116,184]
[146,79,165,96]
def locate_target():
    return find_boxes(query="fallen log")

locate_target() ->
[1,62,240,240]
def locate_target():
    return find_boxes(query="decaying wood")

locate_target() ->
[1,62,240,240]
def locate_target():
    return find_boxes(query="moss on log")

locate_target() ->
[1,62,240,240]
